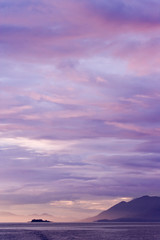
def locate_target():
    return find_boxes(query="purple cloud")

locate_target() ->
[1,0,160,221]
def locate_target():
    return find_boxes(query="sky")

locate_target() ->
[1,0,160,222]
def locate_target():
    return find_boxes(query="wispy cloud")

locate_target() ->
[0,0,160,221]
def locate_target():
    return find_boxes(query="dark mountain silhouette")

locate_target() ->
[84,196,160,222]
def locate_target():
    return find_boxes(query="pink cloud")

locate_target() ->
[1,0,160,64]
[1,0,160,219]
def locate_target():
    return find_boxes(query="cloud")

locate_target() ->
[1,0,160,221]
[88,0,160,24]
[1,0,160,65]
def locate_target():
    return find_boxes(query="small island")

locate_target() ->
[31,219,51,223]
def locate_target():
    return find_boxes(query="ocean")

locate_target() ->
[0,222,159,240]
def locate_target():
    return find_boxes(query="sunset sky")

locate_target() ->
[1,0,160,222]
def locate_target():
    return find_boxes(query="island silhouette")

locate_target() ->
[84,196,160,222]
[31,219,51,223]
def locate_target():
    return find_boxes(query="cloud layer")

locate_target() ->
[0,0,160,221]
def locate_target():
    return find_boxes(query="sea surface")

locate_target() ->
[0,222,160,240]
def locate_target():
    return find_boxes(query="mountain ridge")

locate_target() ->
[84,196,160,222]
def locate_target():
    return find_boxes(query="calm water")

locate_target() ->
[0,222,160,240]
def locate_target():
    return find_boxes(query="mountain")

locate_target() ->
[84,196,160,222]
